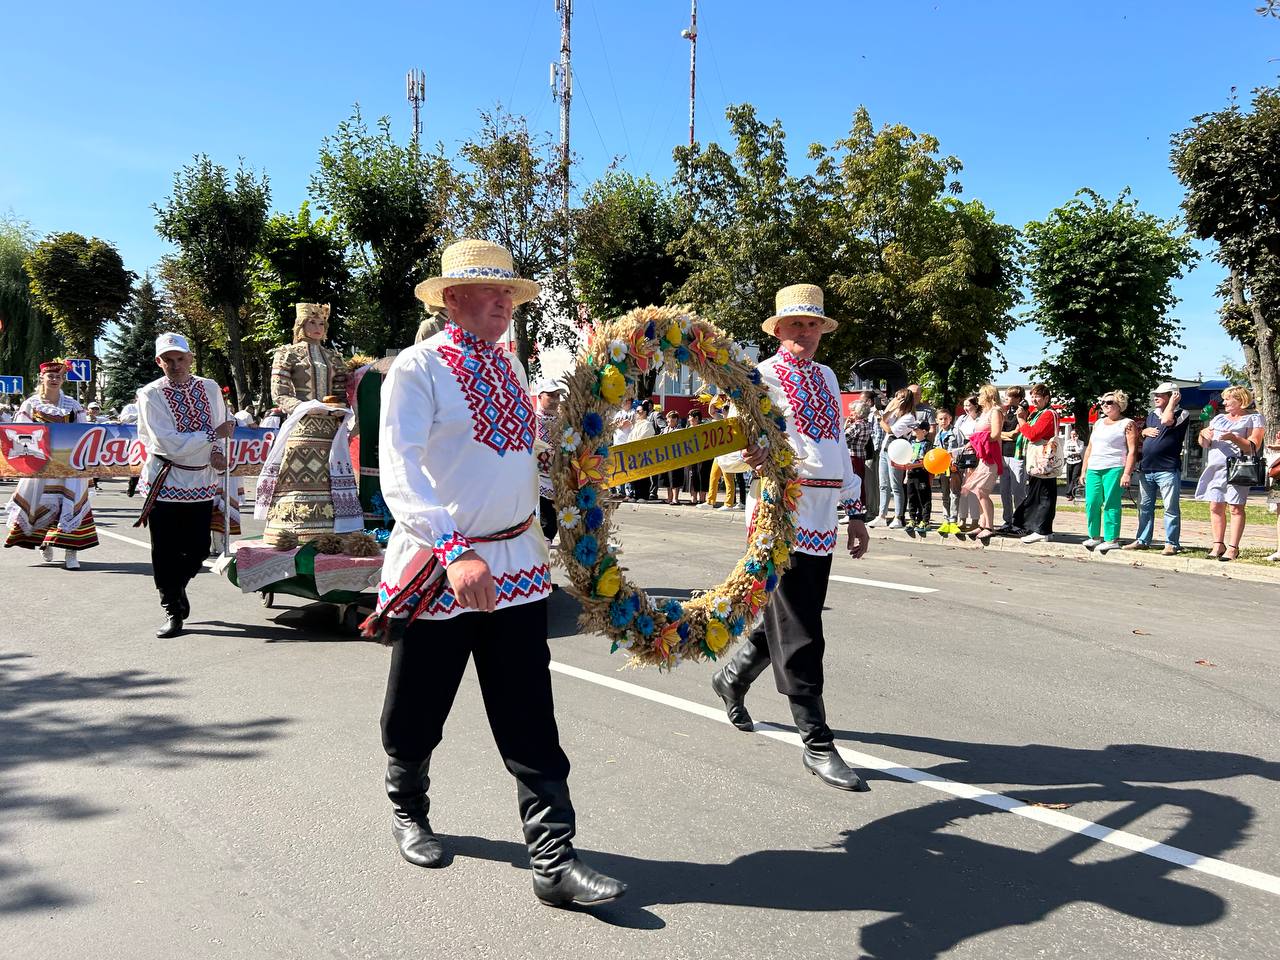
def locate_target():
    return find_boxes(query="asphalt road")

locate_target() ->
[2,481,1279,959]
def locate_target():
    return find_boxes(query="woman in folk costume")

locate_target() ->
[362,239,625,908]
[3,359,99,568]
[713,284,874,792]
[271,303,348,414]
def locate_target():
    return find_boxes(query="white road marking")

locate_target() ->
[548,660,1280,899]
[92,524,1280,898]
[829,574,937,594]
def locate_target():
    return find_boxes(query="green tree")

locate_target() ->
[1023,189,1197,436]
[0,218,63,391]
[1172,86,1280,428]
[573,170,688,321]
[451,108,575,372]
[310,107,453,354]
[250,201,351,348]
[157,254,224,379]
[24,231,135,403]
[102,275,166,410]
[154,154,270,408]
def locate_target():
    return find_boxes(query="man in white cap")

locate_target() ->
[361,239,625,908]
[134,332,236,637]
[531,376,568,544]
[712,284,873,793]
[1124,381,1189,555]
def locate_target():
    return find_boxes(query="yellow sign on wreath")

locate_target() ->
[605,417,747,485]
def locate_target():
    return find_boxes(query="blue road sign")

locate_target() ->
[0,375,23,394]
[64,359,91,383]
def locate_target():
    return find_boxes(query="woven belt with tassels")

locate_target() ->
[360,513,536,643]
[133,457,212,528]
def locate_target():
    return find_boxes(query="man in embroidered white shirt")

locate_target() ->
[366,240,625,909]
[712,284,873,793]
[135,333,236,638]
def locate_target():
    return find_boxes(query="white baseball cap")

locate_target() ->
[531,377,567,396]
[155,332,192,357]
[1151,381,1180,396]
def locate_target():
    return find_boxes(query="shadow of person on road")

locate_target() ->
[0,651,288,916]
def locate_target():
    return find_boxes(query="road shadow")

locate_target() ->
[435,731,1271,956]
[0,651,288,915]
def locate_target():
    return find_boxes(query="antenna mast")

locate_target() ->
[552,0,573,219]
[682,0,697,147]
[406,68,426,145]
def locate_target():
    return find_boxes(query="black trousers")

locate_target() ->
[380,599,570,785]
[538,495,558,542]
[745,552,832,697]
[1065,462,1082,499]
[631,476,652,500]
[906,469,932,523]
[1014,474,1057,535]
[148,500,213,615]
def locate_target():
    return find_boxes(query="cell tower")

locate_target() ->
[406,68,426,144]
[551,0,573,219]
[682,0,697,147]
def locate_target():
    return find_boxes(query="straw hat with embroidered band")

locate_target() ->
[761,283,839,337]
[414,239,541,309]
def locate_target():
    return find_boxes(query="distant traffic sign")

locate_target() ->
[64,359,91,383]
[0,375,23,394]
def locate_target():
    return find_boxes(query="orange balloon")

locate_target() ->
[923,448,952,475]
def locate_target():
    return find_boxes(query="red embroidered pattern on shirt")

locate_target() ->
[535,412,555,474]
[437,343,535,456]
[774,353,838,441]
[425,563,551,615]
[794,525,838,553]
[162,380,213,434]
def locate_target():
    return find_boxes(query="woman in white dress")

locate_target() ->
[3,360,98,568]
[1195,385,1266,562]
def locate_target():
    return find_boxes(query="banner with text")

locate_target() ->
[0,422,276,479]
[605,418,747,485]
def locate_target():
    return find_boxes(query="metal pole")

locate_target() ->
[558,0,572,219]
[222,457,232,556]
[687,0,697,148]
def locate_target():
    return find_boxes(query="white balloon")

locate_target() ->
[887,437,915,466]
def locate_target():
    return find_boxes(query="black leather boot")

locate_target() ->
[156,588,185,638]
[386,757,444,868]
[520,779,625,908]
[711,639,771,731]
[155,616,184,639]
[789,695,870,792]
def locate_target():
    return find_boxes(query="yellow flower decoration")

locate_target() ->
[774,446,794,468]
[572,448,607,487]
[705,619,730,654]
[594,565,621,598]
[628,327,657,372]
[599,365,626,404]
[715,348,730,365]
[688,327,715,363]
[783,480,803,510]
[772,542,790,567]
[664,323,682,346]
[655,620,680,660]
[747,579,768,613]
[759,396,773,415]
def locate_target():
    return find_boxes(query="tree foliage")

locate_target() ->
[1023,189,1197,436]
[23,231,134,402]
[250,201,351,348]
[154,155,270,408]
[310,107,452,355]
[103,275,166,411]
[1172,86,1280,427]
[0,218,63,390]
[156,254,223,378]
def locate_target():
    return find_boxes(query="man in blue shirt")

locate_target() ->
[1124,382,1190,554]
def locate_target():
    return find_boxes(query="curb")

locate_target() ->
[612,500,1280,586]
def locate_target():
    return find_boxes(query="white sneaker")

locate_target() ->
[1082,538,1101,549]
[866,516,885,528]
[1268,551,1280,562]
[1021,532,1048,544]
[40,545,54,563]
[887,520,904,529]
[64,550,79,570]
[1097,540,1120,553]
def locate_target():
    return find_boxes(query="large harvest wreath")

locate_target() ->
[552,305,800,669]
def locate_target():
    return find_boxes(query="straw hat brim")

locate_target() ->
[761,314,839,337]
[415,276,541,309]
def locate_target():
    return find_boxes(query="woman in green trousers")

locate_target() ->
[1081,390,1137,553]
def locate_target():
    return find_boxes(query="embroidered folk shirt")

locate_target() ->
[729,349,864,557]
[136,376,228,504]
[374,322,551,621]
[535,410,556,499]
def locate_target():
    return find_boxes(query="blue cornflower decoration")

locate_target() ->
[645,321,656,339]
[582,411,604,437]
[576,486,598,510]
[749,369,762,384]
[596,445,608,457]
[574,535,599,566]
[774,415,787,431]
[625,593,641,615]
[609,597,637,627]
[744,559,763,575]
[635,614,655,637]
[585,506,605,531]
[762,489,774,504]
[663,599,683,620]
[765,573,779,592]
[676,622,691,641]
[674,345,691,363]
[730,388,743,399]
[728,616,745,636]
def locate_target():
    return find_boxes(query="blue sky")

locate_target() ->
[3,0,1277,380]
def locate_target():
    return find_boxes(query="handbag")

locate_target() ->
[1026,412,1063,479]
[1226,454,1264,487]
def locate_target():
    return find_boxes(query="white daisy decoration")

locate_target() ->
[561,428,582,452]
[557,506,581,529]
[607,339,628,363]
[677,315,693,334]
[711,596,732,619]
[755,533,774,550]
